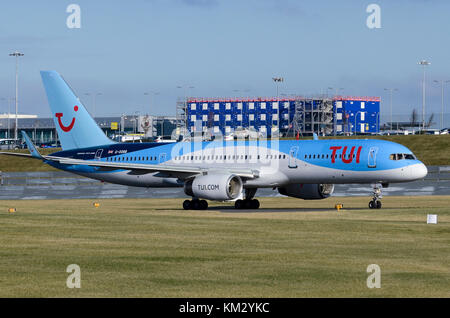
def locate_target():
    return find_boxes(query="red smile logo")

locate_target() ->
[55,105,78,132]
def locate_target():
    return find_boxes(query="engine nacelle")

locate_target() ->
[184,174,243,201]
[278,183,334,200]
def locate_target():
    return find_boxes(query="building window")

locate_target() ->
[190,103,196,110]
[249,102,254,109]
[226,103,231,110]
[214,103,219,110]
[261,102,266,109]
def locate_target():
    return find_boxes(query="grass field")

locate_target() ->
[0,196,449,298]
[0,135,449,172]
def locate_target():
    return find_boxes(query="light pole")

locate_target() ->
[384,88,398,131]
[327,87,333,98]
[418,60,431,131]
[144,91,160,113]
[9,51,24,140]
[272,77,283,137]
[85,92,102,119]
[433,80,450,131]
[0,98,5,138]
[7,98,13,139]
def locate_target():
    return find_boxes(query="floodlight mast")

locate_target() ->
[418,60,431,131]
[9,51,24,140]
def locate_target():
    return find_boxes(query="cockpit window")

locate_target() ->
[389,153,416,160]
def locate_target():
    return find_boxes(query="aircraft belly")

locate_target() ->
[78,171,183,188]
[286,161,407,184]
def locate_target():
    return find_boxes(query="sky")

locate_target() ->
[0,0,450,125]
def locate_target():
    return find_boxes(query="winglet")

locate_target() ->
[21,131,43,159]
[313,133,319,141]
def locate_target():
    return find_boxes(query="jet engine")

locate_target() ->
[184,174,243,201]
[278,183,334,200]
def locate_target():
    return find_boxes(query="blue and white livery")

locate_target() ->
[1,71,428,210]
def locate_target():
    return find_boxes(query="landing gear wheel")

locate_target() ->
[376,200,382,209]
[183,200,191,210]
[200,200,208,210]
[250,199,260,209]
[369,200,382,209]
[192,200,201,210]
[234,199,260,209]
[369,184,383,210]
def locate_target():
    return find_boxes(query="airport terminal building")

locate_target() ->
[180,96,380,136]
[0,114,176,143]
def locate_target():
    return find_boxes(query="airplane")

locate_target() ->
[0,71,428,210]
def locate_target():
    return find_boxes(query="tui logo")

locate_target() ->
[55,105,78,132]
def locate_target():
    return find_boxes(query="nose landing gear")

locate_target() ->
[369,184,382,209]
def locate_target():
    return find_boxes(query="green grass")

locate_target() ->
[0,196,449,297]
[0,148,60,172]
[0,135,448,172]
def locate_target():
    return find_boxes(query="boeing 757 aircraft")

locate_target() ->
[0,71,428,210]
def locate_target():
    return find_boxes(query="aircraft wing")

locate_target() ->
[47,156,259,179]
[0,152,37,158]
[1,132,259,180]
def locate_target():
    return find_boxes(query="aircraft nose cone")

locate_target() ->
[412,163,428,180]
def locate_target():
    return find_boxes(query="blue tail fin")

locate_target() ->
[40,71,115,150]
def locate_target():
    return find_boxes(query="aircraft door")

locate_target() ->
[159,153,167,164]
[95,149,103,160]
[368,147,378,168]
[288,146,299,168]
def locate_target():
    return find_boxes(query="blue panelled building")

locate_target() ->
[183,96,380,136]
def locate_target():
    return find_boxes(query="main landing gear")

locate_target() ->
[183,199,208,210]
[234,188,260,209]
[369,184,382,209]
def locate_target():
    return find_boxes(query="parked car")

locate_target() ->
[0,139,22,150]
[439,128,450,135]
[39,141,61,148]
